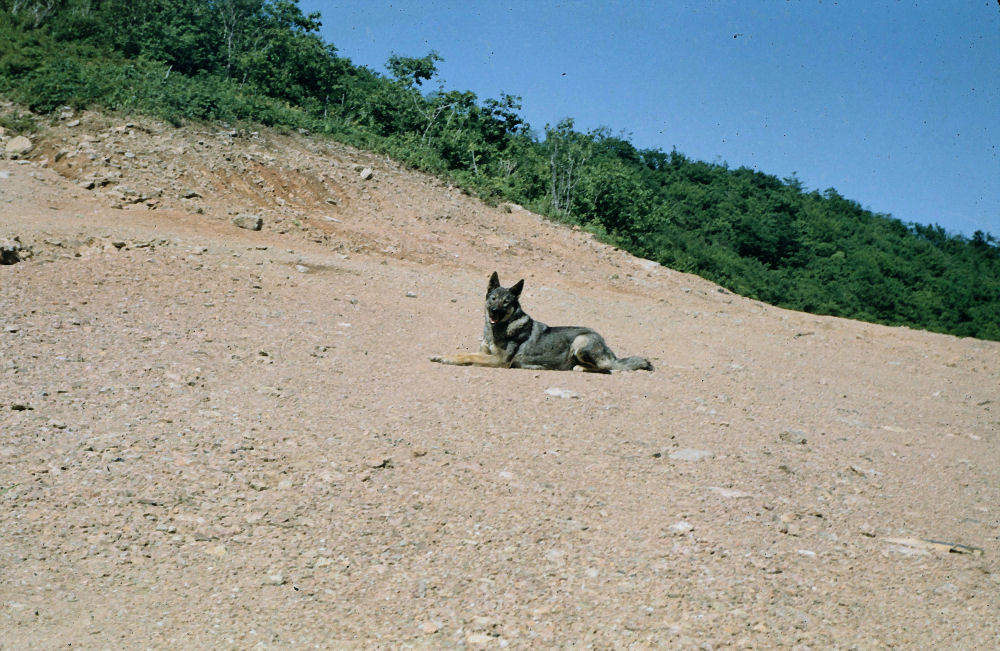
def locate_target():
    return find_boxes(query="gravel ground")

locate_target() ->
[1,110,998,649]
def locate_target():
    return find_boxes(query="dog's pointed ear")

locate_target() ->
[488,271,500,293]
[510,279,525,297]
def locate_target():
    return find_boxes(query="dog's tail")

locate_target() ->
[612,356,654,372]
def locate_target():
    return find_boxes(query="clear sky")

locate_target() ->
[299,1,1000,239]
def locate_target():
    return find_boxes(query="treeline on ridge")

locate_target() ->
[2,0,998,340]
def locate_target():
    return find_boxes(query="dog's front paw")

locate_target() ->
[429,355,447,364]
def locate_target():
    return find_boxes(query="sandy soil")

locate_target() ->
[1,109,998,649]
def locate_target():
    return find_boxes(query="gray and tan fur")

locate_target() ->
[430,272,653,373]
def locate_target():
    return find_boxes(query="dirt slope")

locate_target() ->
[2,110,998,649]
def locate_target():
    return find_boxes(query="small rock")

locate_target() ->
[264,573,286,586]
[420,621,441,634]
[406,291,417,298]
[779,429,808,445]
[359,167,374,180]
[295,264,309,273]
[668,448,714,462]
[709,486,752,498]
[232,215,263,231]
[669,521,694,534]
[544,387,579,399]
[5,136,33,157]
[1,237,26,265]
[466,633,493,646]
[849,464,879,478]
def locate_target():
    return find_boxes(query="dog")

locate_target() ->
[430,272,653,373]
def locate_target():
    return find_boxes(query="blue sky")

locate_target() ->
[300,1,1000,238]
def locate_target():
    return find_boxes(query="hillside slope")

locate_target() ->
[2,110,999,648]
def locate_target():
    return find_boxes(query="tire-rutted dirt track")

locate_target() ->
[2,111,998,649]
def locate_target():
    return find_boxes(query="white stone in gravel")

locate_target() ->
[670,521,694,534]
[669,448,714,462]
[708,486,752,498]
[544,387,578,399]
[466,633,493,646]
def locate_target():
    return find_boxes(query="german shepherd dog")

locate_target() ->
[430,272,654,372]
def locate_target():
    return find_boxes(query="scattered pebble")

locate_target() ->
[544,387,579,399]
[779,429,808,444]
[264,573,286,586]
[708,486,752,498]
[668,448,714,462]
[670,521,694,534]
[232,214,263,231]
[466,633,493,646]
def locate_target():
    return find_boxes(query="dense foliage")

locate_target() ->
[3,0,998,340]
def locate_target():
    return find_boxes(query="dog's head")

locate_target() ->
[485,271,524,325]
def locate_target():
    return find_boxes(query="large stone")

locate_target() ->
[5,136,33,157]
[232,214,263,231]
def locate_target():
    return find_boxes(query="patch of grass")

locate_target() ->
[0,109,39,135]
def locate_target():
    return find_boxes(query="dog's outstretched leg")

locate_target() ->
[430,352,508,367]
[611,356,654,371]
